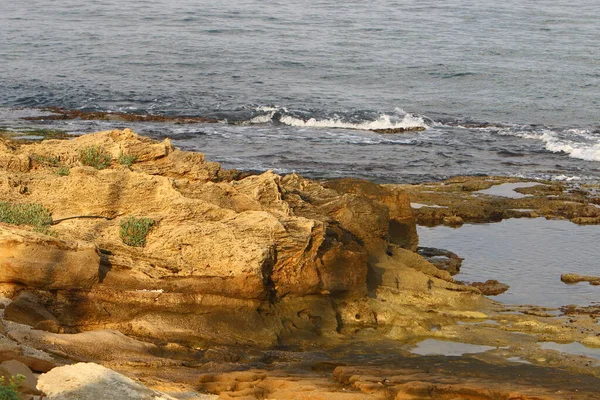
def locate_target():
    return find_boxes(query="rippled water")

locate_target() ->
[418,218,600,308]
[1,0,600,183]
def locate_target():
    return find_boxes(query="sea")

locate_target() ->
[1,0,599,184]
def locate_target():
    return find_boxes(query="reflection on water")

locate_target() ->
[410,339,495,356]
[539,342,600,361]
[418,218,600,307]
[476,182,542,198]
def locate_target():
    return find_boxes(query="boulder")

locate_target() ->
[0,359,40,395]
[0,336,56,372]
[37,362,177,400]
[3,292,59,327]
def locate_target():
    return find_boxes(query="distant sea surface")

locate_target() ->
[1,0,599,183]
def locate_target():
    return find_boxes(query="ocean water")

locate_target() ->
[1,0,599,183]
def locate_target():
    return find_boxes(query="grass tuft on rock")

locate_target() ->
[79,146,112,170]
[0,202,53,230]
[56,165,70,176]
[120,216,155,247]
[0,375,25,400]
[118,152,137,167]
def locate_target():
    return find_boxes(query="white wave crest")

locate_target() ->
[540,130,600,162]
[494,126,600,162]
[278,113,427,131]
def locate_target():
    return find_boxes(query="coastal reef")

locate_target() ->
[395,176,600,227]
[0,130,599,399]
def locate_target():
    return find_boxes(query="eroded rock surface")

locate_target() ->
[0,129,482,349]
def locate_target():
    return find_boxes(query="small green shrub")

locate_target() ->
[0,375,25,400]
[31,154,60,167]
[0,202,53,228]
[118,152,137,167]
[56,165,70,176]
[120,216,155,247]
[79,146,112,170]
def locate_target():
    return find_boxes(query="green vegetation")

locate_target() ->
[31,154,60,167]
[79,146,112,170]
[118,152,137,167]
[56,165,70,176]
[0,202,53,229]
[120,216,155,247]
[0,375,25,400]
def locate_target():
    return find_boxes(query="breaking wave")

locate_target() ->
[247,107,428,131]
[491,126,600,162]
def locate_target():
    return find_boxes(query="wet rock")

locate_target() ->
[24,107,219,124]
[37,362,177,400]
[370,126,426,133]
[470,280,509,296]
[443,215,464,226]
[417,247,463,275]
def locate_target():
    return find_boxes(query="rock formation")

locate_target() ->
[0,129,485,349]
[1,130,600,398]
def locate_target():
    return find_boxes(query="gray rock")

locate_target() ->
[37,363,177,400]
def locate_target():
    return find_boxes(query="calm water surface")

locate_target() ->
[419,218,600,308]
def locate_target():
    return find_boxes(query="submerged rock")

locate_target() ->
[370,126,426,134]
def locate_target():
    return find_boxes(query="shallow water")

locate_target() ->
[410,339,495,356]
[418,218,600,308]
[539,342,600,361]
[476,182,542,199]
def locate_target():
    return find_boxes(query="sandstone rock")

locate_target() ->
[470,280,510,296]
[0,226,100,290]
[7,329,160,363]
[0,153,30,173]
[561,273,600,285]
[3,292,58,327]
[0,359,40,395]
[443,215,464,226]
[0,130,485,348]
[0,336,56,372]
[37,362,177,400]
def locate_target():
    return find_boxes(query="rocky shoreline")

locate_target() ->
[0,130,599,399]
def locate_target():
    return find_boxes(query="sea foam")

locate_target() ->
[247,107,428,131]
